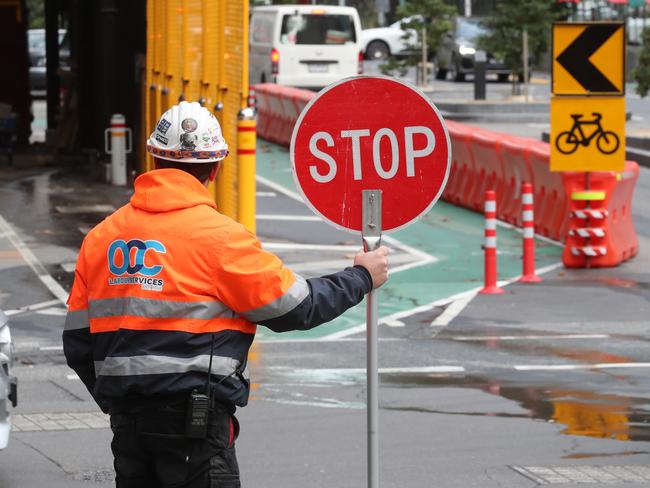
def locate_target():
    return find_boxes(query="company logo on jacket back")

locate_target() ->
[107,239,166,291]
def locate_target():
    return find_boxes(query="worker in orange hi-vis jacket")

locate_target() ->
[62,101,389,488]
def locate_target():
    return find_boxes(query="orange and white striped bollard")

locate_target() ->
[520,182,541,283]
[480,190,503,294]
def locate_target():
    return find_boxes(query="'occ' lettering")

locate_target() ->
[107,239,166,277]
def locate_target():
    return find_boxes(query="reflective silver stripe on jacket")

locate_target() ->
[241,274,310,323]
[64,309,90,331]
[88,297,238,320]
[94,354,242,378]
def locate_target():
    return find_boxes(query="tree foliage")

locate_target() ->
[26,0,44,28]
[633,28,650,98]
[477,0,567,78]
[380,0,456,77]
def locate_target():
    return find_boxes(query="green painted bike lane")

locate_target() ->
[255,140,562,340]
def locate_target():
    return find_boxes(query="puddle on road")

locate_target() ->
[381,373,650,443]
[264,366,650,443]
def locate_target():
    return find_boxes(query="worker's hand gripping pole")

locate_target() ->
[361,189,381,488]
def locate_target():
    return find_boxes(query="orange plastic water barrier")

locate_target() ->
[254,84,639,268]
[562,162,639,268]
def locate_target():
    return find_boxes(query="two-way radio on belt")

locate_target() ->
[186,335,245,438]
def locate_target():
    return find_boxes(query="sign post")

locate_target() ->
[290,76,451,487]
[362,189,381,488]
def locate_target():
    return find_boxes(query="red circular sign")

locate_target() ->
[291,76,451,234]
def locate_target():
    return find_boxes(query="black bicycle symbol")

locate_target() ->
[555,112,620,155]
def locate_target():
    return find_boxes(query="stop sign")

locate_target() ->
[290,76,451,234]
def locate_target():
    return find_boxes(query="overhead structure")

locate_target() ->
[144,0,251,226]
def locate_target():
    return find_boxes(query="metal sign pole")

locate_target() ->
[523,26,529,103]
[362,189,382,488]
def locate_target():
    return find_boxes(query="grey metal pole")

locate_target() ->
[362,189,382,488]
[422,26,428,88]
[376,0,385,26]
[523,27,529,103]
[45,0,60,131]
[474,51,487,100]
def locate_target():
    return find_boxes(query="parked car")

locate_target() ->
[249,5,363,90]
[360,16,418,60]
[0,309,17,450]
[435,17,512,82]
[28,28,69,92]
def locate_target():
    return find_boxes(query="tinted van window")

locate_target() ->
[280,14,356,45]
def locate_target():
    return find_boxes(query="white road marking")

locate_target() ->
[55,204,116,214]
[67,373,80,380]
[0,214,68,303]
[36,306,68,316]
[255,174,438,271]
[514,362,650,371]
[258,214,320,221]
[256,191,277,197]
[40,345,64,351]
[272,366,465,375]
[325,288,480,340]
[254,337,406,344]
[263,242,361,252]
[431,291,477,327]
[60,262,76,273]
[379,366,464,374]
[383,319,406,328]
[451,334,610,341]
[78,226,92,235]
[4,299,61,316]
[289,252,416,273]
[324,262,563,340]
[256,175,303,202]
[495,220,563,247]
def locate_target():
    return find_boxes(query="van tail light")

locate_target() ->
[358,50,363,74]
[271,48,280,75]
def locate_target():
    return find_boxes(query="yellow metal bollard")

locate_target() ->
[237,108,257,234]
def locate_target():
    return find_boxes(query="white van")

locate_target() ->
[249,5,363,89]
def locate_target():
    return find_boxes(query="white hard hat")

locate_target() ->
[146,101,228,163]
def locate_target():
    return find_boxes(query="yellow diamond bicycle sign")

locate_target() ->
[550,97,625,172]
[553,22,625,96]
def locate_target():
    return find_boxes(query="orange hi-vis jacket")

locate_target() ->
[63,169,372,412]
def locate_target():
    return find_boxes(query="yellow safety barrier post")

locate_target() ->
[144,0,249,225]
[237,107,257,234]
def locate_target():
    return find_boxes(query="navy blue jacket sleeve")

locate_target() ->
[260,265,372,333]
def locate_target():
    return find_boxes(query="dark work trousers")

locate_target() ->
[109,403,240,488]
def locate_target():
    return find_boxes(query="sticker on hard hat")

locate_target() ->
[155,133,169,145]
[181,118,198,133]
[180,133,198,151]
[157,119,172,135]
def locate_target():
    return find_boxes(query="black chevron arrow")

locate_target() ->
[556,24,621,93]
